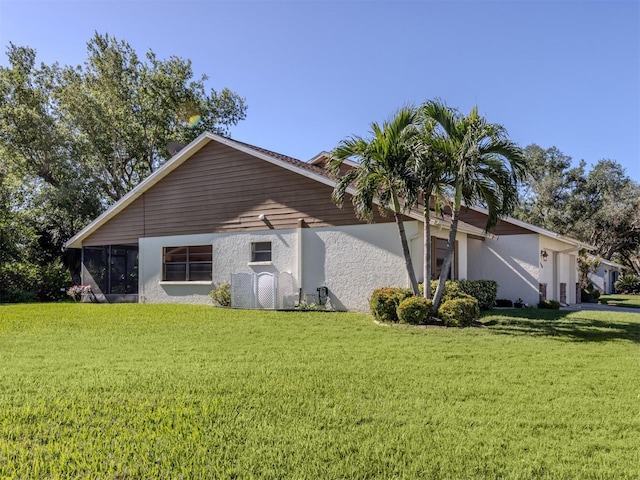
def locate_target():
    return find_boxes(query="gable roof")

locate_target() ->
[64,132,487,248]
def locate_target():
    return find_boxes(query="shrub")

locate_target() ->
[39,263,72,302]
[495,298,513,307]
[209,282,231,307]
[538,299,561,310]
[457,280,498,310]
[370,287,414,322]
[419,280,463,300]
[397,296,433,325]
[0,262,40,303]
[421,279,497,309]
[614,275,640,294]
[0,261,71,303]
[438,296,480,327]
[581,282,601,303]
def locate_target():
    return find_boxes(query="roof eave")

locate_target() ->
[466,205,594,250]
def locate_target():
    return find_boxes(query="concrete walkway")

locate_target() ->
[561,303,640,314]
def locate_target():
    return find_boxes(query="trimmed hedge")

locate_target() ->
[581,283,601,303]
[419,279,497,309]
[538,299,561,310]
[397,296,433,325]
[438,296,480,327]
[456,280,497,310]
[370,287,414,322]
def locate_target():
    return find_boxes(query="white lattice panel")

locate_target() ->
[277,272,297,309]
[256,273,275,309]
[231,273,254,309]
[231,271,297,310]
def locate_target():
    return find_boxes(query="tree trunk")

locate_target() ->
[423,213,432,299]
[394,211,420,295]
[432,207,459,311]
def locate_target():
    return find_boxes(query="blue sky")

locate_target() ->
[1,0,639,180]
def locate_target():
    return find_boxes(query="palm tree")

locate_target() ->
[420,99,526,310]
[410,118,451,299]
[328,106,421,295]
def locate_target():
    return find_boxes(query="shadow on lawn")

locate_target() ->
[481,309,640,343]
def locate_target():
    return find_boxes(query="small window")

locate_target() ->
[251,241,272,262]
[163,245,212,281]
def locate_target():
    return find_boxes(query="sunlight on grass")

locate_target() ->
[599,294,640,309]
[0,304,638,478]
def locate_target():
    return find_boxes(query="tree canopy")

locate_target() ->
[514,145,640,274]
[328,106,421,295]
[0,32,247,297]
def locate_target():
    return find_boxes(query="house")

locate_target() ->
[65,132,590,311]
[588,258,625,294]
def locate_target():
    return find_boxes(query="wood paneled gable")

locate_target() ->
[84,140,404,245]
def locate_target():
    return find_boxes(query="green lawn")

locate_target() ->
[0,304,638,479]
[599,294,640,309]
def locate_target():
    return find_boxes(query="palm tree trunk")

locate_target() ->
[423,213,432,299]
[433,207,460,311]
[393,211,420,295]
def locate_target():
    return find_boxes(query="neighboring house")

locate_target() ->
[588,259,625,294]
[65,132,590,311]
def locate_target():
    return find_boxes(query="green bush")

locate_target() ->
[0,261,71,303]
[457,280,498,310]
[420,280,462,300]
[420,280,497,309]
[581,282,602,303]
[370,287,414,322]
[538,299,561,310]
[0,262,40,303]
[38,263,72,302]
[438,296,480,327]
[397,296,433,325]
[209,282,232,307]
[614,275,640,294]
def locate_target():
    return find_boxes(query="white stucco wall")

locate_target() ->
[301,222,421,312]
[139,230,298,305]
[539,237,579,304]
[467,234,540,305]
[138,222,427,311]
[588,263,623,294]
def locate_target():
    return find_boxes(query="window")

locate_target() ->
[431,237,458,280]
[163,245,212,281]
[251,241,272,262]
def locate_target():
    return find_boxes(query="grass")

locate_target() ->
[0,304,638,479]
[599,293,640,309]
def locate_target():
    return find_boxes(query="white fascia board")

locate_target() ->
[599,258,626,269]
[466,204,593,249]
[308,151,332,164]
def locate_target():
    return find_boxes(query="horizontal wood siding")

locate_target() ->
[84,198,144,246]
[456,209,532,235]
[83,141,402,244]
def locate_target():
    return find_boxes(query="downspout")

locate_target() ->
[80,246,85,285]
[553,251,559,301]
[297,219,304,305]
[138,240,145,303]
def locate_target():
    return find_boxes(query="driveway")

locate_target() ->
[562,303,640,314]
